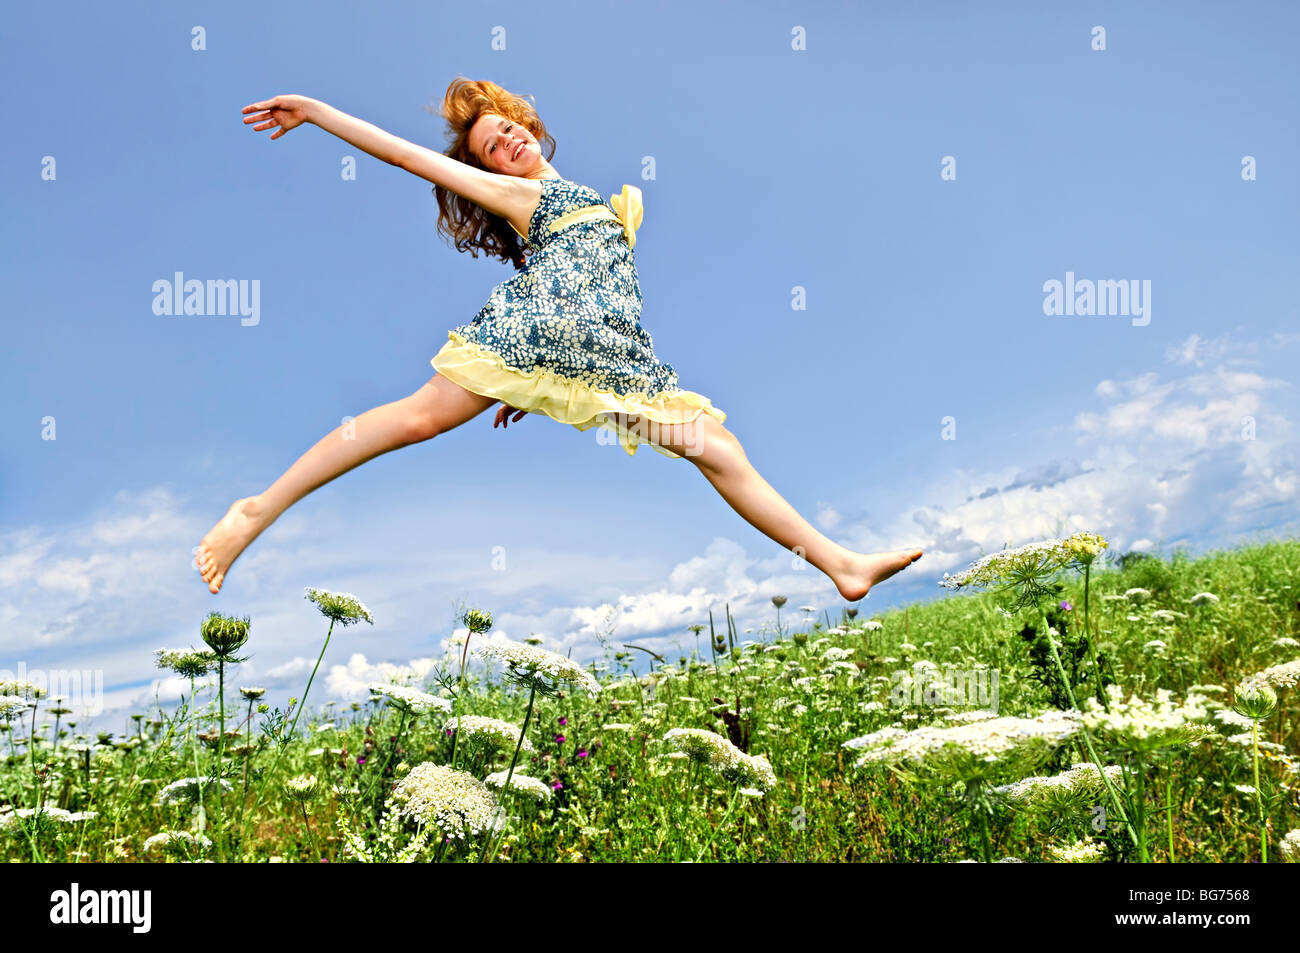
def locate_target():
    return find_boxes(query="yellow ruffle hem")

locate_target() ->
[431,330,726,459]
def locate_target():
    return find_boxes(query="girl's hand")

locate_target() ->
[493,403,527,429]
[242,95,317,140]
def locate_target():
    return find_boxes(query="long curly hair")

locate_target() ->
[428,77,557,270]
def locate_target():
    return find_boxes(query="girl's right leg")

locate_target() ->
[195,374,497,594]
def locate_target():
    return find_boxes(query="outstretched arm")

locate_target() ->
[242,95,521,220]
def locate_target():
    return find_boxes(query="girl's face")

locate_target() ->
[470,112,540,174]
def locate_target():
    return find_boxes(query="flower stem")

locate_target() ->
[1252,720,1267,863]
[238,617,335,859]
[1040,604,1139,850]
[483,683,536,864]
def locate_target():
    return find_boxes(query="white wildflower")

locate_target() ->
[389,762,499,837]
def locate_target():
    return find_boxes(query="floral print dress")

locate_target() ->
[431,176,725,458]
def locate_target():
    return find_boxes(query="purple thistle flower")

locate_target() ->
[356,756,366,766]
[558,717,568,726]
[577,748,588,758]
[1060,600,1073,611]
[555,734,565,745]
[552,781,563,791]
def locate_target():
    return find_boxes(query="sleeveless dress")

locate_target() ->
[430,175,725,458]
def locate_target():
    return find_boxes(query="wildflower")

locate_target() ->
[154,648,218,679]
[995,762,1125,803]
[1124,588,1153,603]
[142,831,213,855]
[864,620,883,632]
[577,748,588,758]
[283,774,320,803]
[1081,687,1214,753]
[845,711,1082,781]
[0,680,43,699]
[1234,784,1257,795]
[0,805,97,831]
[442,715,534,754]
[1189,592,1220,606]
[461,608,493,634]
[939,534,1107,607]
[662,728,778,791]
[1049,839,1106,863]
[368,683,452,716]
[555,734,566,745]
[0,696,30,718]
[239,687,266,700]
[1150,610,1186,623]
[558,716,568,726]
[1232,683,1277,721]
[1214,709,1255,730]
[1279,829,1300,861]
[1142,640,1168,653]
[303,587,374,625]
[1059,600,1073,611]
[389,762,499,837]
[157,776,234,806]
[1241,659,1300,691]
[601,723,634,732]
[200,612,250,659]
[771,596,787,608]
[484,771,552,802]
[475,635,603,696]
[1275,637,1300,650]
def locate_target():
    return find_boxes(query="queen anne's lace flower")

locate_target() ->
[662,728,778,792]
[369,683,452,715]
[303,587,373,625]
[443,715,534,753]
[939,533,1108,595]
[475,636,602,696]
[143,830,213,854]
[154,648,218,678]
[1081,686,1214,753]
[389,762,499,838]
[1241,659,1300,691]
[0,680,43,699]
[484,771,552,801]
[0,805,97,830]
[1049,838,1106,863]
[845,710,1081,779]
[157,776,234,805]
[1279,829,1300,861]
[0,695,30,718]
[994,762,1124,802]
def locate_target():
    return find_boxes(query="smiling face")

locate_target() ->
[469,112,543,175]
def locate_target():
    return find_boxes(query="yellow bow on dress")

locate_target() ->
[543,183,645,249]
[608,184,644,250]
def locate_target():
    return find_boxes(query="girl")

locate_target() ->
[196,78,923,601]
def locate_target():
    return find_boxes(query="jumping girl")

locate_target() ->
[196,78,923,602]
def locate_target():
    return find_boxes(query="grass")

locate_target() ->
[1,536,1298,862]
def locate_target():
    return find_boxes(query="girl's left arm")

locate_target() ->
[243,95,517,221]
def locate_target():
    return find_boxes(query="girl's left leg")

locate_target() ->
[195,374,496,594]
[614,411,922,602]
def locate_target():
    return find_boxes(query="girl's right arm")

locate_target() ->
[242,95,531,225]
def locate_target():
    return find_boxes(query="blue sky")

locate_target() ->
[3,0,1297,726]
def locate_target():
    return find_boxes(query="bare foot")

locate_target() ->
[833,548,924,602]
[195,497,267,594]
